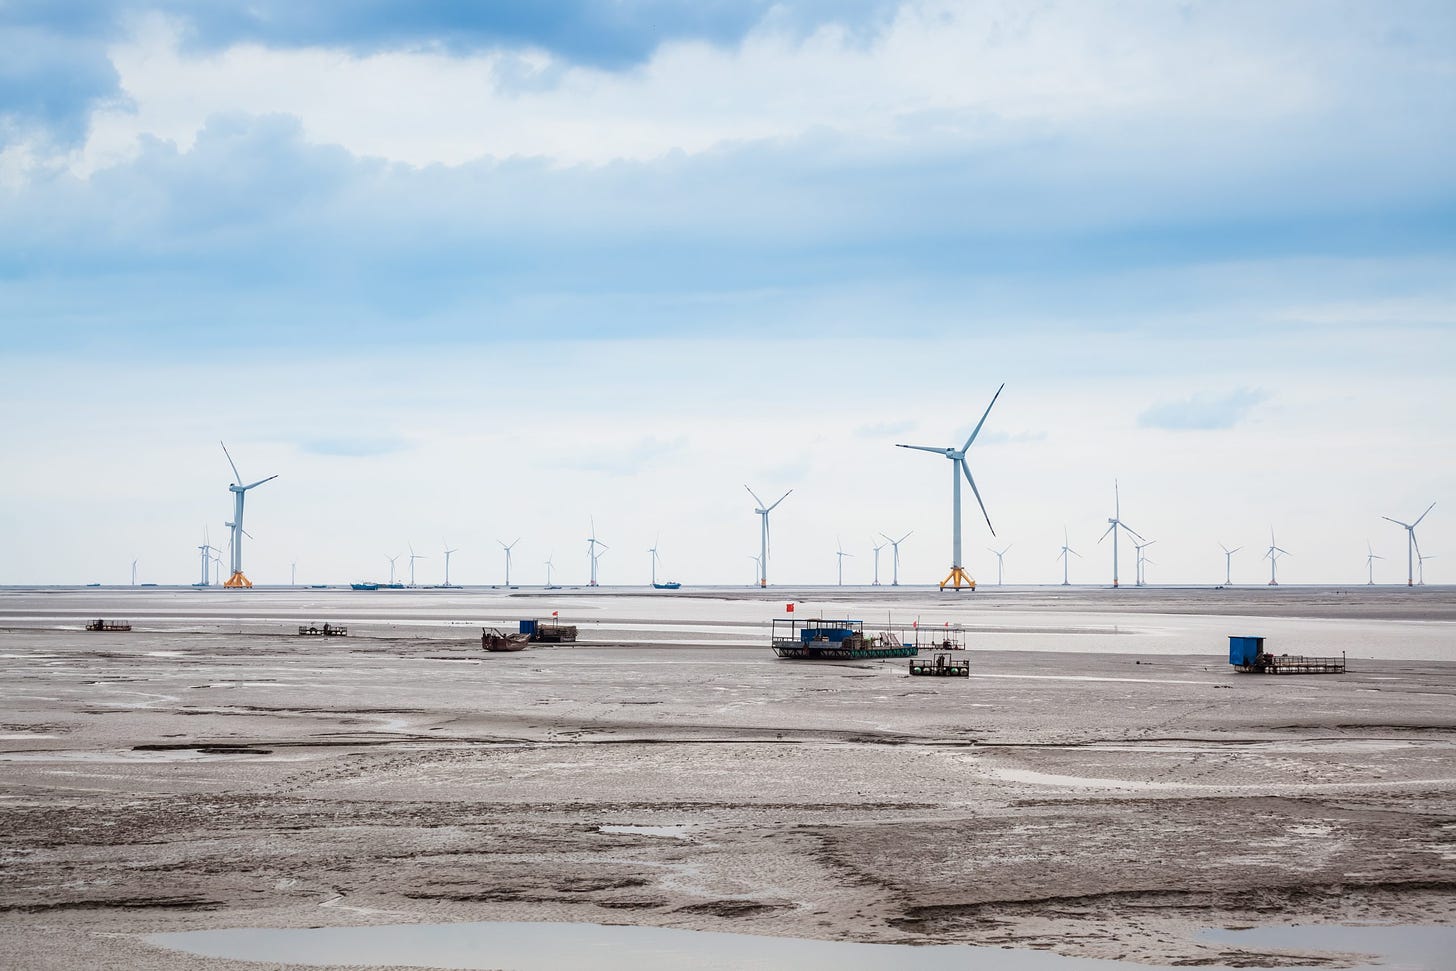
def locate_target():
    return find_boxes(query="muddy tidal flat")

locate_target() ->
[1,585,1454,969]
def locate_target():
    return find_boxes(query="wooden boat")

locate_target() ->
[482,627,530,652]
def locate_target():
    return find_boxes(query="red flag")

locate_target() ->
[552,610,558,618]
[785,602,794,613]
[912,620,918,629]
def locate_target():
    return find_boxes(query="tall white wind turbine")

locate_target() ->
[544,555,555,587]
[442,542,459,587]
[1418,550,1434,585]
[880,531,912,586]
[1097,480,1143,589]
[220,441,277,588]
[499,538,520,587]
[1265,529,1290,585]
[1219,544,1241,585]
[1057,528,1079,586]
[587,518,608,586]
[835,538,853,586]
[746,486,792,588]
[131,559,138,586]
[749,553,762,585]
[895,383,1003,591]
[1365,542,1383,585]
[987,545,1011,586]
[386,554,400,585]
[196,527,219,587]
[408,544,426,587]
[871,539,886,586]
[1133,539,1156,587]
[1382,502,1435,587]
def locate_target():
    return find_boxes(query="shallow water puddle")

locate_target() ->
[599,823,694,839]
[146,920,1450,970]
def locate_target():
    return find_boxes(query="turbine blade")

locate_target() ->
[1414,501,1436,527]
[242,474,278,490]
[745,484,765,507]
[220,441,242,484]
[768,489,792,511]
[1098,524,1115,543]
[1070,548,1081,558]
[960,460,994,536]
[1382,516,1410,528]
[895,444,949,454]
[961,382,1005,451]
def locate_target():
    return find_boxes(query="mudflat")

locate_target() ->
[1,587,1453,969]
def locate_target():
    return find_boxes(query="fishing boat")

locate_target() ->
[771,618,917,660]
[652,581,681,590]
[350,582,379,591]
[482,627,530,652]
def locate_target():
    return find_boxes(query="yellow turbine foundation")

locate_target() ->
[939,566,976,591]
[223,571,253,588]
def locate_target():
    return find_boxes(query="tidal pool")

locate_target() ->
[147,920,1455,970]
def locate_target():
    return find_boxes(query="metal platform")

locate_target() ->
[1233,654,1345,675]
[297,623,348,637]
[910,653,970,677]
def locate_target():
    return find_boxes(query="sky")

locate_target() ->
[2,0,1454,587]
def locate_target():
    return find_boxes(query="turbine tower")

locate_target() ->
[1133,539,1156,587]
[290,560,297,586]
[835,538,852,586]
[871,539,886,585]
[408,544,426,587]
[442,542,458,587]
[1365,542,1382,585]
[1057,528,1080,586]
[220,441,277,588]
[587,518,607,586]
[648,535,661,586]
[987,545,1011,585]
[895,383,1003,591]
[746,486,792,588]
[131,558,138,586]
[1097,480,1143,589]
[749,553,762,585]
[386,554,400,585]
[1382,502,1435,587]
[1265,529,1290,585]
[544,555,555,587]
[1418,550,1434,585]
[1219,544,1241,585]
[880,531,912,586]
[499,538,520,587]
[196,527,219,587]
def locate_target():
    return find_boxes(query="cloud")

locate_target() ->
[1138,389,1270,431]
[854,420,915,440]
[299,436,413,457]
[555,436,690,476]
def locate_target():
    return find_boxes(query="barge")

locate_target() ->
[1229,635,1346,675]
[84,619,132,632]
[482,627,530,652]
[771,618,917,660]
[298,623,347,637]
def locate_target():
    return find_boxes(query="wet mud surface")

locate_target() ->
[1,587,1453,968]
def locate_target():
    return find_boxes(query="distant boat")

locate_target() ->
[481,627,530,652]
[85,583,101,587]
[350,582,380,591]
[652,581,682,590]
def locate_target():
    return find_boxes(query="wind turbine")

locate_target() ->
[220,441,277,588]
[895,383,1003,591]
[499,538,520,587]
[1097,480,1143,588]
[386,553,400,586]
[1136,543,1157,586]
[290,560,297,586]
[1133,539,1156,587]
[1365,542,1383,585]
[1219,544,1241,585]
[880,531,912,586]
[1057,528,1080,586]
[407,544,426,587]
[544,555,556,587]
[871,539,886,585]
[195,527,219,587]
[210,550,224,586]
[1265,529,1290,585]
[835,538,853,586]
[131,558,138,586]
[648,536,661,586]
[442,542,458,587]
[587,518,608,586]
[746,486,792,588]
[1382,502,1436,587]
[987,545,1011,586]
[1418,550,1434,586]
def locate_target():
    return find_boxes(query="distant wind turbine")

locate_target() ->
[987,545,1011,586]
[895,383,1003,590]
[196,527,219,587]
[1382,502,1436,588]
[1098,480,1144,589]
[648,535,660,586]
[587,518,608,586]
[408,544,426,587]
[544,554,556,587]
[746,486,792,588]
[1418,550,1434,586]
[871,539,886,586]
[1057,528,1080,586]
[386,553,400,586]
[1365,542,1383,585]
[1133,539,1156,587]
[219,441,277,588]
[442,542,458,587]
[499,538,520,587]
[1219,544,1241,585]
[131,558,138,586]
[835,538,853,586]
[1265,529,1290,586]
[290,560,297,587]
[879,531,912,586]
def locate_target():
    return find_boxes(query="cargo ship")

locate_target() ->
[771,618,917,660]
